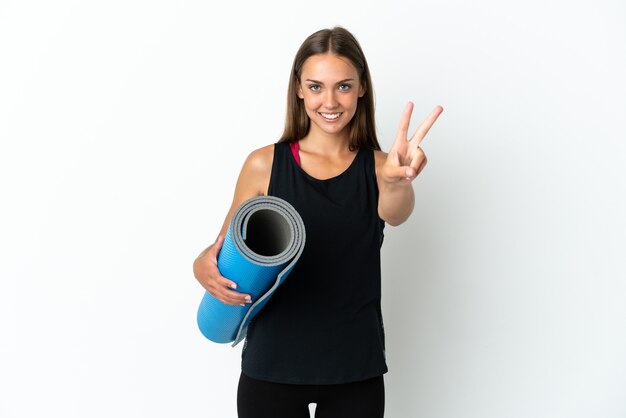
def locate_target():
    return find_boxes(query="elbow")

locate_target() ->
[377,184,415,227]
[378,199,414,227]
[382,215,408,227]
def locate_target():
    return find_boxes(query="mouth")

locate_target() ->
[318,112,343,121]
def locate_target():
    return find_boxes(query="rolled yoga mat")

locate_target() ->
[197,195,306,347]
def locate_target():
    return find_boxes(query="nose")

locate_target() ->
[323,89,338,110]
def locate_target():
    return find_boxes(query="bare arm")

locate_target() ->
[192,144,274,305]
[376,102,443,226]
[375,150,415,226]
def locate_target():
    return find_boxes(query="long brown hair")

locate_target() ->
[278,26,381,152]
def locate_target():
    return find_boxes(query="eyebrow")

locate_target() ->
[304,78,355,85]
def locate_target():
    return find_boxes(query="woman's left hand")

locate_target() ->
[381,102,443,185]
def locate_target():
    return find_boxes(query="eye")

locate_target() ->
[308,84,321,92]
[338,84,352,92]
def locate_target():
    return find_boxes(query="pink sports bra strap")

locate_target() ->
[289,140,301,167]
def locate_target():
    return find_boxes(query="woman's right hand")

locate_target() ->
[193,235,252,307]
[193,144,273,307]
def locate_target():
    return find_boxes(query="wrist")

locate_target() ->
[381,178,412,194]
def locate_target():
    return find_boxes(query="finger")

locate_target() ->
[210,278,252,305]
[217,293,250,306]
[418,157,427,175]
[393,101,414,148]
[410,105,443,147]
[217,274,239,290]
[209,235,224,264]
[412,155,427,176]
[214,274,252,305]
[220,288,252,306]
[385,148,401,167]
[208,252,238,291]
[386,165,416,180]
[409,148,426,170]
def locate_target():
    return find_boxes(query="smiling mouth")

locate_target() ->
[319,112,342,120]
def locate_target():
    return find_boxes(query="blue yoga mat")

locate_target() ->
[197,195,306,346]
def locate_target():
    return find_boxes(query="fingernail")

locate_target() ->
[245,296,252,303]
[230,283,237,289]
[240,304,245,307]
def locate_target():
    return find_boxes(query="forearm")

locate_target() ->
[378,181,415,226]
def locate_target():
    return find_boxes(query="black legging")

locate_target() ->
[237,371,385,418]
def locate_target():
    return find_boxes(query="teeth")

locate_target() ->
[320,112,341,120]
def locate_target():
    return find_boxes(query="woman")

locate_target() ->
[193,26,443,418]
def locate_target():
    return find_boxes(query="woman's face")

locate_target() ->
[297,53,365,139]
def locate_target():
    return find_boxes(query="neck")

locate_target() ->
[299,125,352,156]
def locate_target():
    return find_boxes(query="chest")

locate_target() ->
[298,152,359,181]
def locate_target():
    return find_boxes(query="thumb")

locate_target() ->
[384,165,415,181]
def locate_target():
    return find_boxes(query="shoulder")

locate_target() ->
[372,149,387,179]
[243,143,275,173]
[373,149,387,165]
[237,143,275,196]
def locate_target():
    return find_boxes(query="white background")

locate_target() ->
[1,0,625,417]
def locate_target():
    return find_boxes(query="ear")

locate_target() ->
[358,82,366,98]
[296,80,304,99]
